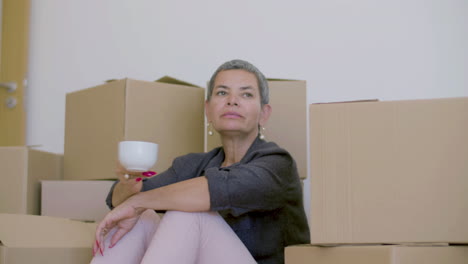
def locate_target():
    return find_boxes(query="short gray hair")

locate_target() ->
[207,59,269,105]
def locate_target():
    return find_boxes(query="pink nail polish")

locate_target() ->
[96,240,103,256]
[142,171,156,177]
[136,177,142,182]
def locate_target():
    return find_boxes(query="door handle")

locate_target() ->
[5,96,17,108]
[0,82,17,92]
[1,82,18,109]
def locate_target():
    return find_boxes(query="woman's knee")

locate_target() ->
[138,209,161,230]
[162,210,219,222]
[140,209,161,222]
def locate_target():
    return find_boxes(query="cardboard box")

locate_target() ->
[309,97,468,244]
[206,79,308,179]
[285,245,468,264]
[41,180,115,222]
[0,147,63,215]
[0,214,96,264]
[64,77,205,180]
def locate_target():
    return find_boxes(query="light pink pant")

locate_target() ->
[90,210,256,264]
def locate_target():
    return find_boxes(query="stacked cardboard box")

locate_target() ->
[0,76,206,263]
[0,214,96,264]
[0,147,63,215]
[287,97,468,263]
[41,180,115,222]
[0,147,98,264]
[64,77,205,181]
[286,245,468,264]
[206,79,308,179]
[39,76,205,222]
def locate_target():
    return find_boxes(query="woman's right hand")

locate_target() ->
[112,163,157,208]
[116,163,145,192]
[94,200,143,256]
[111,163,145,207]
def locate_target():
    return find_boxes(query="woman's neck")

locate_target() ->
[220,133,257,167]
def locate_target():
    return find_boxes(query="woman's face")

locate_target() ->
[205,69,271,138]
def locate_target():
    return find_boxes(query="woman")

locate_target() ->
[91,59,310,264]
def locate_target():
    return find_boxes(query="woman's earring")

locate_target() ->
[259,126,266,140]
[207,122,213,136]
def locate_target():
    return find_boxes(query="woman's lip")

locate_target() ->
[221,112,242,118]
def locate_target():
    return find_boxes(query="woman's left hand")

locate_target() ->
[93,201,142,256]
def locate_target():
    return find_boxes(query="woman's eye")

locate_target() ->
[243,93,253,98]
[216,91,227,96]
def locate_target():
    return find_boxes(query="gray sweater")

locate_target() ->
[107,137,310,263]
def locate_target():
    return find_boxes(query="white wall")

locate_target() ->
[26,0,468,219]
[27,0,468,153]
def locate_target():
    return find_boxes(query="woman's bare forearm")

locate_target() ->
[111,181,142,207]
[125,176,210,212]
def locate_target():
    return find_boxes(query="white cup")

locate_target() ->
[118,141,158,171]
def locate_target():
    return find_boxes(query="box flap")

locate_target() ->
[0,214,96,248]
[102,77,201,88]
[104,79,120,83]
[313,99,379,105]
[155,76,201,88]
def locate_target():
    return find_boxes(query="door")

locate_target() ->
[0,0,30,146]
